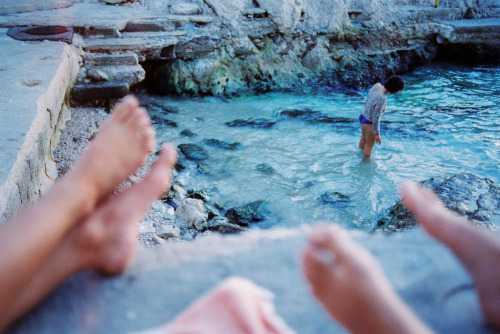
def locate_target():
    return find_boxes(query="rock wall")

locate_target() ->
[137,0,499,96]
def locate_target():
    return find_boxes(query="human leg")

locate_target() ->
[401,181,500,330]
[361,124,376,156]
[3,145,177,329]
[359,123,367,149]
[0,95,155,326]
[302,225,433,334]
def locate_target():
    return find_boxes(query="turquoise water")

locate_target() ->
[143,63,500,230]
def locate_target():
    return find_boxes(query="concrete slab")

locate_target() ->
[0,29,79,221]
[0,3,217,31]
[5,227,489,334]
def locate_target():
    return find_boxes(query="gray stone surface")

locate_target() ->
[0,29,79,222]
[5,227,491,334]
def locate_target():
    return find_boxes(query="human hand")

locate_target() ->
[375,134,382,145]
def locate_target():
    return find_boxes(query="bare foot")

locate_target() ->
[164,276,294,334]
[77,143,177,274]
[401,181,500,330]
[3,145,177,329]
[302,225,433,334]
[67,95,156,209]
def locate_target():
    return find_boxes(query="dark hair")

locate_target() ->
[384,75,405,93]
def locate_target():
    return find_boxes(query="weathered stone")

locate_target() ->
[208,216,247,234]
[225,118,276,128]
[203,138,242,150]
[175,37,221,60]
[225,200,268,226]
[256,0,305,32]
[84,52,138,67]
[71,81,129,102]
[242,8,268,18]
[176,198,208,231]
[376,173,500,233]
[170,3,201,15]
[178,143,209,161]
[86,65,145,86]
[156,224,181,239]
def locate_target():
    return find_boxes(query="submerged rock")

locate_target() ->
[279,108,351,125]
[178,143,209,161]
[203,138,242,150]
[319,191,350,204]
[225,200,268,226]
[225,118,276,128]
[152,114,178,128]
[256,163,276,175]
[180,129,197,137]
[376,173,500,233]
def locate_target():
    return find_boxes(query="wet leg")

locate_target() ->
[401,181,500,330]
[302,225,433,334]
[359,123,366,149]
[3,145,177,330]
[361,124,375,156]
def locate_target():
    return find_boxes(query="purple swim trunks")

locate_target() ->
[359,114,372,124]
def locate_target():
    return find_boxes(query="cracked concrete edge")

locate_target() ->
[130,226,312,274]
[0,44,81,223]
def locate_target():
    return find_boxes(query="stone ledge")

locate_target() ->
[0,30,80,222]
[6,227,490,333]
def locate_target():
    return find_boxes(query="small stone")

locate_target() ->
[176,198,208,231]
[156,225,180,239]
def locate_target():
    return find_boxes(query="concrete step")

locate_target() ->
[82,35,177,60]
[85,64,145,86]
[121,30,187,39]
[124,15,217,32]
[71,81,130,102]
[397,6,461,23]
[74,25,121,38]
[83,52,139,67]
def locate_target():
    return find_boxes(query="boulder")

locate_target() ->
[376,173,500,233]
[225,200,268,226]
[176,198,208,231]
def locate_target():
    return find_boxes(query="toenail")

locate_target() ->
[312,246,337,267]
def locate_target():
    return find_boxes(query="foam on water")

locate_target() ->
[145,62,500,231]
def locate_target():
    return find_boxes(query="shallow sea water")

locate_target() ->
[143,62,500,231]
